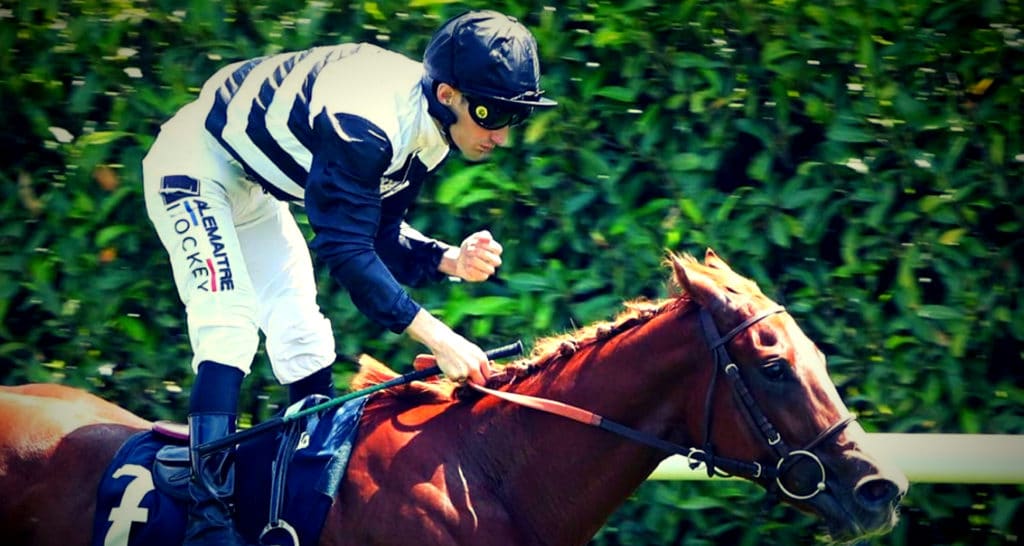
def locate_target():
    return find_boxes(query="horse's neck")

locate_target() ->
[475,308,708,545]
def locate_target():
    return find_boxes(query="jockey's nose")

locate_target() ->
[490,126,509,146]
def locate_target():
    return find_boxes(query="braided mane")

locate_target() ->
[351,254,700,407]
[488,296,689,385]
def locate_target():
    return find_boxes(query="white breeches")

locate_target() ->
[142,94,335,384]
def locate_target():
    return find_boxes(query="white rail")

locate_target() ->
[649,434,1024,484]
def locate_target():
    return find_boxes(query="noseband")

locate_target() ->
[696,307,856,500]
[472,305,855,502]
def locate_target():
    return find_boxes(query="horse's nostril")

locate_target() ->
[855,477,901,509]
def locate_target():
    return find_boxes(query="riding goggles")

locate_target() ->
[465,94,533,130]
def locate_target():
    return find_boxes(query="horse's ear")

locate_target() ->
[673,254,729,312]
[703,248,737,275]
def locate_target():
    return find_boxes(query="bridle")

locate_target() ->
[472,305,856,501]
[695,306,856,500]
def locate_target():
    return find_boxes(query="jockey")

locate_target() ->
[141,10,556,546]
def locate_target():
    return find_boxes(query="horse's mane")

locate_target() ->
[499,296,689,381]
[351,254,705,409]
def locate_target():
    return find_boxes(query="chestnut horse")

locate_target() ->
[0,249,907,545]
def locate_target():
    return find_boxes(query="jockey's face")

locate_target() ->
[437,84,511,162]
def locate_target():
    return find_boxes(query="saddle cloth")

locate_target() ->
[90,397,367,546]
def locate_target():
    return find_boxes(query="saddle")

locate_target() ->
[91,395,367,546]
[149,422,188,500]
[150,405,309,545]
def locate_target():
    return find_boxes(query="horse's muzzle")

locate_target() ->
[854,473,906,512]
[825,461,908,544]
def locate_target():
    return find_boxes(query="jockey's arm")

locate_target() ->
[304,112,490,384]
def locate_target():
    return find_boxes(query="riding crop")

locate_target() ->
[197,340,524,456]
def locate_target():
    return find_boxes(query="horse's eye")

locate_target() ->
[761,359,789,381]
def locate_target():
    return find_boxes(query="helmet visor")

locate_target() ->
[465,94,533,130]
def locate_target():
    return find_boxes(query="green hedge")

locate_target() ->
[1,1,1021,544]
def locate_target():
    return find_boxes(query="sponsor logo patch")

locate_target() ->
[163,187,235,293]
[159,175,201,205]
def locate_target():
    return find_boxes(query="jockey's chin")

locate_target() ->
[460,146,496,162]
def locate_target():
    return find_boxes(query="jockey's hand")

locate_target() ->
[447,230,503,282]
[431,332,491,386]
[406,309,491,385]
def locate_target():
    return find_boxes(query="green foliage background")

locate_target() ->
[1,0,1021,544]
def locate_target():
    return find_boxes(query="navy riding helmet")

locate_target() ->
[422,10,557,135]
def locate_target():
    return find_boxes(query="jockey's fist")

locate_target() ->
[450,230,503,282]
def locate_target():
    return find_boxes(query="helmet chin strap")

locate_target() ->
[421,76,459,150]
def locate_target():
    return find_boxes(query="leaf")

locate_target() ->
[761,39,797,65]
[673,495,727,510]
[114,315,149,342]
[594,86,637,103]
[523,112,552,144]
[884,335,919,350]
[938,228,967,246]
[826,121,874,143]
[458,296,518,317]
[434,165,489,206]
[74,131,130,147]
[505,273,552,292]
[407,0,459,6]
[746,151,773,182]
[674,52,723,69]
[894,92,929,125]
[678,198,704,224]
[453,188,498,208]
[95,225,134,247]
[670,153,703,171]
[917,305,960,321]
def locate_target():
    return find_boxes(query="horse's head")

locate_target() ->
[671,249,908,543]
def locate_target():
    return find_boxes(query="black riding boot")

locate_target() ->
[184,412,248,546]
[288,365,336,404]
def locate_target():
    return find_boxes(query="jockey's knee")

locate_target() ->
[185,287,259,373]
[189,319,260,376]
[265,308,336,385]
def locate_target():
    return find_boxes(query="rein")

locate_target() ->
[197,341,524,456]
[471,382,771,478]
[473,306,855,501]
